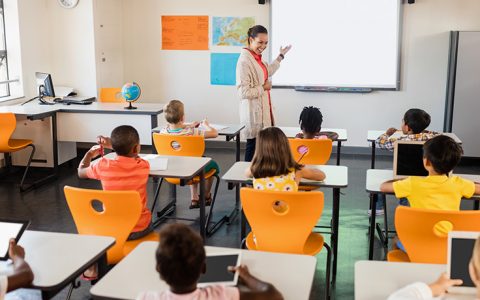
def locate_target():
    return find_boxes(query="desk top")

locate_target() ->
[0,102,164,118]
[152,124,245,137]
[222,161,348,188]
[355,261,470,300]
[0,231,114,291]
[366,169,480,194]
[367,130,462,144]
[101,153,211,179]
[279,126,347,141]
[91,242,317,300]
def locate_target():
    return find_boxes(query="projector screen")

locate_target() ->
[271,0,402,89]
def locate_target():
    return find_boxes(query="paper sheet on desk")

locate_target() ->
[143,155,168,171]
[199,124,228,131]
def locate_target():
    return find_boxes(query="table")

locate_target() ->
[91,242,317,300]
[367,130,462,169]
[279,127,348,165]
[101,153,211,240]
[0,230,114,299]
[222,161,348,285]
[365,169,480,259]
[355,261,471,300]
[1,102,164,171]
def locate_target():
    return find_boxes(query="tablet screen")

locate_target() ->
[0,220,29,260]
[450,238,476,287]
[198,254,239,284]
[396,143,428,177]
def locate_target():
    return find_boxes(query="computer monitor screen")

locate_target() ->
[35,72,55,97]
[394,142,428,177]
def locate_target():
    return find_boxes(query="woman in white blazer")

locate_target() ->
[236,25,291,161]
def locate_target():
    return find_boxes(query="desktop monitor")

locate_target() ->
[35,72,55,97]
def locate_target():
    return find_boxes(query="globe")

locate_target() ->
[121,82,141,109]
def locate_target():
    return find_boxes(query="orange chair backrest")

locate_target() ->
[152,133,205,157]
[64,186,143,264]
[240,188,324,254]
[395,206,480,263]
[0,112,17,151]
[99,88,123,103]
[288,138,333,165]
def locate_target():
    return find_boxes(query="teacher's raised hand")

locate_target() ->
[277,45,292,62]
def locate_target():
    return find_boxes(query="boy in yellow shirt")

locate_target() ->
[380,135,480,251]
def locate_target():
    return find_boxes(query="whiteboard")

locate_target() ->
[270,0,402,89]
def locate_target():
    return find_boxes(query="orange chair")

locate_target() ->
[0,112,35,191]
[64,186,159,264]
[288,138,333,165]
[240,188,332,298]
[388,206,480,263]
[99,88,123,103]
[152,133,224,236]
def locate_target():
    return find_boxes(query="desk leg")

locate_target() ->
[52,113,59,174]
[371,141,376,169]
[336,141,341,166]
[199,170,206,241]
[236,133,241,162]
[368,193,377,260]
[151,115,158,154]
[331,188,340,285]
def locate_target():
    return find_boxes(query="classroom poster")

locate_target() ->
[162,16,209,50]
[212,17,255,46]
[210,53,240,85]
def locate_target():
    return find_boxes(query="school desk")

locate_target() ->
[90,242,317,300]
[279,127,348,166]
[0,230,114,299]
[355,261,471,300]
[222,161,348,285]
[367,130,462,169]
[152,123,245,162]
[365,169,480,260]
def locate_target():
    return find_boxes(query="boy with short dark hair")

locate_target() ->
[376,108,437,151]
[137,224,283,300]
[295,106,338,140]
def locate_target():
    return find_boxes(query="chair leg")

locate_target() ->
[150,178,164,213]
[206,175,229,236]
[323,242,332,300]
[20,144,35,192]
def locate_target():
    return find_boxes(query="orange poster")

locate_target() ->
[162,16,209,50]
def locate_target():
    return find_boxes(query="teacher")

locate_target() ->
[236,25,291,161]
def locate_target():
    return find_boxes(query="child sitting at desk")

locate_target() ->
[137,223,283,300]
[295,106,338,140]
[388,235,480,299]
[380,135,480,253]
[245,127,325,191]
[0,239,34,299]
[159,100,220,209]
[78,125,153,279]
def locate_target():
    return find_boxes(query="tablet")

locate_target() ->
[393,140,428,179]
[0,219,30,260]
[197,252,241,287]
[447,231,480,294]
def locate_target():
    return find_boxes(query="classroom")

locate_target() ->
[1,0,480,299]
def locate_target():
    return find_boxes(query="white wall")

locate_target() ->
[119,0,480,147]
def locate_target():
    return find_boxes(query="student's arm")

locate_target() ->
[375,128,397,151]
[229,265,283,300]
[201,119,218,139]
[96,136,112,149]
[475,182,480,195]
[380,180,396,193]
[7,239,34,292]
[77,145,101,178]
[298,167,326,182]
[245,167,253,178]
[387,273,462,300]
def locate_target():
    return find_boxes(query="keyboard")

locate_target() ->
[61,96,95,105]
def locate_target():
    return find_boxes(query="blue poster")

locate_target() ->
[210,53,240,86]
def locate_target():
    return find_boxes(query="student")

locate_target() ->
[159,100,220,209]
[78,125,153,279]
[245,127,326,191]
[388,235,480,299]
[380,135,480,252]
[0,239,34,299]
[295,106,338,140]
[137,223,283,300]
[373,108,438,216]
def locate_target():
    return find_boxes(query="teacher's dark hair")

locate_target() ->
[247,25,268,45]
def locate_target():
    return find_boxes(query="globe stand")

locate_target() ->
[124,102,137,110]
